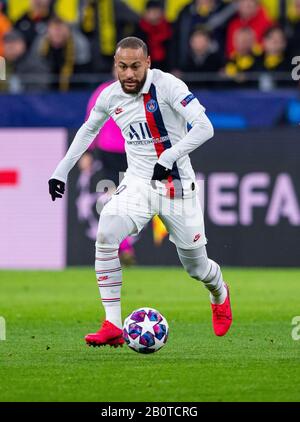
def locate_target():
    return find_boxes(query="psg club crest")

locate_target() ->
[146,99,158,113]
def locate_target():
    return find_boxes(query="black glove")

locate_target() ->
[48,178,65,201]
[151,163,171,182]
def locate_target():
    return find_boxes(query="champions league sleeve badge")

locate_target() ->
[180,93,195,107]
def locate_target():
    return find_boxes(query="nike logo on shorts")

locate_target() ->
[193,233,201,242]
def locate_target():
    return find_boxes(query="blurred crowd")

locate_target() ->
[0,0,299,92]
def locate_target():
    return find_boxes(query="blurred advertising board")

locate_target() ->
[67,128,300,267]
[0,129,67,269]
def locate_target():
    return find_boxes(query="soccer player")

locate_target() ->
[49,37,232,347]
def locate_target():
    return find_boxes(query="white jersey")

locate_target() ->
[51,68,214,197]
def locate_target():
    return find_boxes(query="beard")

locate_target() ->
[120,70,148,94]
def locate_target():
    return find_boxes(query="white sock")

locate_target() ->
[204,260,227,305]
[209,283,227,305]
[95,242,122,329]
[177,246,227,305]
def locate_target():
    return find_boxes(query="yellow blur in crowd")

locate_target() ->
[7,0,300,24]
[8,0,78,23]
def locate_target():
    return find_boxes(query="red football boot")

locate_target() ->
[211,283,232,336]
[85,320,124,348]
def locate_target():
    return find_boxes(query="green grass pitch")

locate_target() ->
[1,267,300,402]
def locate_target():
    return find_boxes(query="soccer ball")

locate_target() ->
[123,307,169,354]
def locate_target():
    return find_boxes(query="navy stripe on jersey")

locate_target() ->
[149,84,183,195]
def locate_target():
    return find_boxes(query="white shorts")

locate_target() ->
[101,173,207,250]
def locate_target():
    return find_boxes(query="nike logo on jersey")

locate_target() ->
[115,107,124,115]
